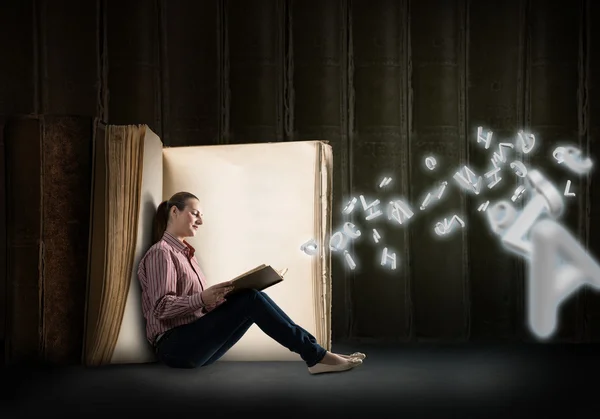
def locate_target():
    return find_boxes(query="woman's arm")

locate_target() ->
[143,248,206,320]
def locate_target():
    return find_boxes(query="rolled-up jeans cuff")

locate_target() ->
[306,347,327,367]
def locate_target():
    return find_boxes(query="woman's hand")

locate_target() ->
[201,281,234,307]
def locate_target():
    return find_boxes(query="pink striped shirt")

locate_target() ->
[137,231,210,346]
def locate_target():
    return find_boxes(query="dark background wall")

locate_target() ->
[1,0,599,364]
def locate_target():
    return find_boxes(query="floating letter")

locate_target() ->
[510,161,528,178]
[342,197,357,215]
[484,166,502,189]
[420,181,447,211]
[372,229,381,244]
[561,146,593,175]
[420,193,432,211]
[553,147,566,164]
[491,143,515,167]
[553,146,593,174]
[434,215,465,236]
[329,231,349,252]
[344,250,357,270]
[516,130,535,154]
[343,222,362,239]
[387,200,414,225]
[564,180,575,197]
[436,181,448,199]
[453,166,482,195]
[478,201,490,212]
[300,239,319,256]
[360,195,383,221]
[511,185,526,202]
[380,247,397,270]
[528,219,600,338]
[379,177,392,188]
[425,156,437,170]
[476,126,493,150]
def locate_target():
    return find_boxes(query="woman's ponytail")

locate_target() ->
[152,200,170,244]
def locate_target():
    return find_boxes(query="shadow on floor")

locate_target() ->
[1,342,599,418]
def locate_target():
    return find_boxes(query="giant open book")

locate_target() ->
[83,124,333,366]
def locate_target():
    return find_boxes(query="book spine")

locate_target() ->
[5,116,94,365]
[5,117,44,364]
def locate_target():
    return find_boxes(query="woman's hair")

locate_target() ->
[152,191,199,244]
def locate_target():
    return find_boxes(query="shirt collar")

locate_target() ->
[162,230,196,257]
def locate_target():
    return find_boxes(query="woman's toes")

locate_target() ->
[340,352,366,360]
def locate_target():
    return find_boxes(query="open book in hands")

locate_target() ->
[228,264,289,294]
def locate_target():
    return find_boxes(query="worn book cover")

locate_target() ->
[230,265,288,293]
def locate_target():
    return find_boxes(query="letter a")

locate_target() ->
[528,219,600,339]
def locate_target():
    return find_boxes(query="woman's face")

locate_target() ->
[172,198,203,238]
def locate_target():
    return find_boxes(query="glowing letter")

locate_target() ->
[425,156,437,170]
[516,130,535,154]
[528,219,600,339]
[342,197,357,215]
[387,200,414,225]
[510,161,528,178]
[436,181,448,199]
[484,166,502,189]
[380,247,397,270]
[343,222,361,239]
[476,126,493,150]
[300,239,319,256]
[420,181,447,211]
[562,146,593,175]
[372,229,381,244]
[379,177,392,188]
[434,215,465,236]
[360,195,383,221]
[511,185,526,202]
[553,146,593,174]
[553,147,566,164]
[484,169,600,341]
[453,166,482,195]
[420,193,432,211]
[564,180,575,197]
[329,231,349,252]
[344,250,357,270]
[491,142,515,167]
[478,201,490,212]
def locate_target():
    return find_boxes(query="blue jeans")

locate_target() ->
[155,289,327,368]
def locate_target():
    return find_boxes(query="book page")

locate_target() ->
[319,142,333,352]
[110,127,163,364]
[163,141,324,361]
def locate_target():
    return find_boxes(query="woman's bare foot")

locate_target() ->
[318,351,352,365]
[308,351,362,375]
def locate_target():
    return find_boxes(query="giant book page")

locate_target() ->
[162,141,332,361]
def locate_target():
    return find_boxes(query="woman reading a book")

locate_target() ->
[137,191,365,374]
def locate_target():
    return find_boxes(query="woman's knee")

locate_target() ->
[224,289,262,311]
[232,288,260,300]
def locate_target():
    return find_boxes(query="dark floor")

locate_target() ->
[1,342,599,418]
